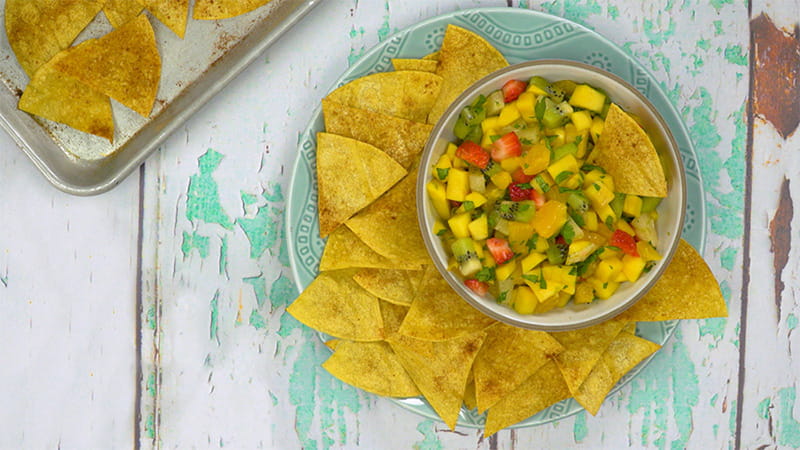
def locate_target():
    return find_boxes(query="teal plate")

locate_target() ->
[286,7,706,429]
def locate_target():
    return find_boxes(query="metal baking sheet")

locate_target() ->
[0,0,319,195]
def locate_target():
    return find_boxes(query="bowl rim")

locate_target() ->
[416,59,687,331]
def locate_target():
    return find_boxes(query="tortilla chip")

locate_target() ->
[387,331,487,430]
[352,268,423,306]
[53,14,160,117]
[325,71,443,123]
[346,169,430,265]
[19,49,113,142]
[322,99,433,169]
[286,270,384,341]
[483,361,571,437]
[137,0,188,38]
[318,226,422,271]
[316,132,407,237]
[380,301,409,336]
[473,323,564,413]
[618,239,728,321]
[550,318,627,395]
[104,0,144,27]
[574,331,661,415]
[398,266,496,341]
[422,51,439,61]
[322,340,420,398]
[193,0,271,20]
[427,25,508,124]
[5,0,105,76]
[463,376,478,410]
[391,59,439,73]
[587,103,668,197]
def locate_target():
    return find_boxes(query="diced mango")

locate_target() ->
[542,265,577,295]
[445,168,469,201]
[513,286,538,314]
[495,261,517,281]
[500,156,523,172]
[544,126,566,147]
[521,251,547,273]
[527,82,548,95]
[584,181,615,209]
[481,116,500,133]
[432,220,447,236]
[569,84,606,113]
[574,281,595,304]
[594,257,623,283]
[507,221,536,252]
[571,109,593,131]
[481,130,495,149]
[582,169,605,188]
[522,143,550,175]
[622,254,646,282]
[532,200,568,238]
[516,92,537,121]
[448,213,472,238]
[468,214,489,240]
[623,194,643,217]
[451,155,467,169]
[465,191,487,208]
[598,246,622,260]
[597,204,616,228]
[446,142,458,159]
[583,210,598,231]
[490,171,513,189]
[547,153,580,180]
[435,153,452,170]
[426,180,450,219]
[590,116,605,143]
[636,240,661,261]
[497,103,521,127]
[614,271,628,283]
[616,219,636,237]
[590,278,620,299]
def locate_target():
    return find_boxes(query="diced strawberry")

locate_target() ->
[491,132,522,161]
[530,189,546,207]
[486,237,514,264]
[449,200,462,208]
[455,141,490,169]
[610,229,639,257]
[555,235,567,246]
[502,79,526,103]
[508,183,532,201]
[464,279,489,296]
[511,167,534,183]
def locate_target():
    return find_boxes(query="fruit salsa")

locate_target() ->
[426,76,665,315]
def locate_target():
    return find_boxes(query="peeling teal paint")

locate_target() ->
[186,149,233,229]
[244,275,269,308]
[181,231,210,259]
[651,52,671,73]
[607,5,618,19]
[710,393,718,406]
[709,0,733,13]
[698,318,725,343]
[574,410,589,442]
[147,372,156,397]
[263,182,284,203]
[145,413,155,439]
[643,16,676,47]
[713,20,723,36]
[210,292,220,343]
[787,313,799,331]
[720,247,737,271]
[278,224,291,268]
[541,0,602,25]
[219,235,228,275]
[723,44,747,66]
[146,306,156,329]
[757,397,771,419]
[413,420,443,450]
[270,391,279,406]
[696,39,711,51]
[377,1,392,42]
[777,388,800,447]
[249,309,267,330]
[270,274,298,310]
[237,195,280,260]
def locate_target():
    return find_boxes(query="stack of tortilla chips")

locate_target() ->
[290,24,727,435]
[6,0,276,144]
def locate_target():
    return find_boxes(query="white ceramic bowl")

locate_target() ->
[416,60,686,331]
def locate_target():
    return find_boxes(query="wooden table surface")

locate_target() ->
[1,1,797,448]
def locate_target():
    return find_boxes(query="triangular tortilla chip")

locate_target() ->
[5,0,106,75]
[473,323,564,413]
[322,340,420,398]
[398,266,496,341]
[325,71,443,123]
[104,0,144,27]
[193,0,270,19]
[316,132,406,237]
[322,99,433,169]
[346,169,430,265]
[352,268,423,306]
[551,318,627,395]
[286,270,384,341]
[463,373,478,410]
[587,103,668,197]
[379,300,409,336]
[427,25,508,124]
[483,361,571,437]
[137,0,188,38]
[53,14,160,117]
[618,239,728,321]
[574,331,661,415]
[318,226,422,271]
[391,59,439,73]
[19,49,113,142]
[387,331,487,430]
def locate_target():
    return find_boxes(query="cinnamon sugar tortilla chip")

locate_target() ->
[325,71,443,123]
[322,340,420,398]
[391,59,439,73]
[551,318,627,395]
[587,103,668,197]
[53,14,160,117]
[104,0,144,27]
[387,331,487,430]
[193,0,271,20]
[318,226,421,272]
[322,99,433,169]
[379,300,409,336]
[19,49,113,142]
[352,268,423,306]
[5,0,105,76]
[316,132,406,237]
[618,239,728,321]
[287,270,384,341]
[427,25,508,124]
[137,0,188,38]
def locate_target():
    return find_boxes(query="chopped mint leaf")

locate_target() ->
[436,168,449,180]
[462,201,475,211]
[555,171,573,184]
[561,222,575,244]
[475,267,495,282]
